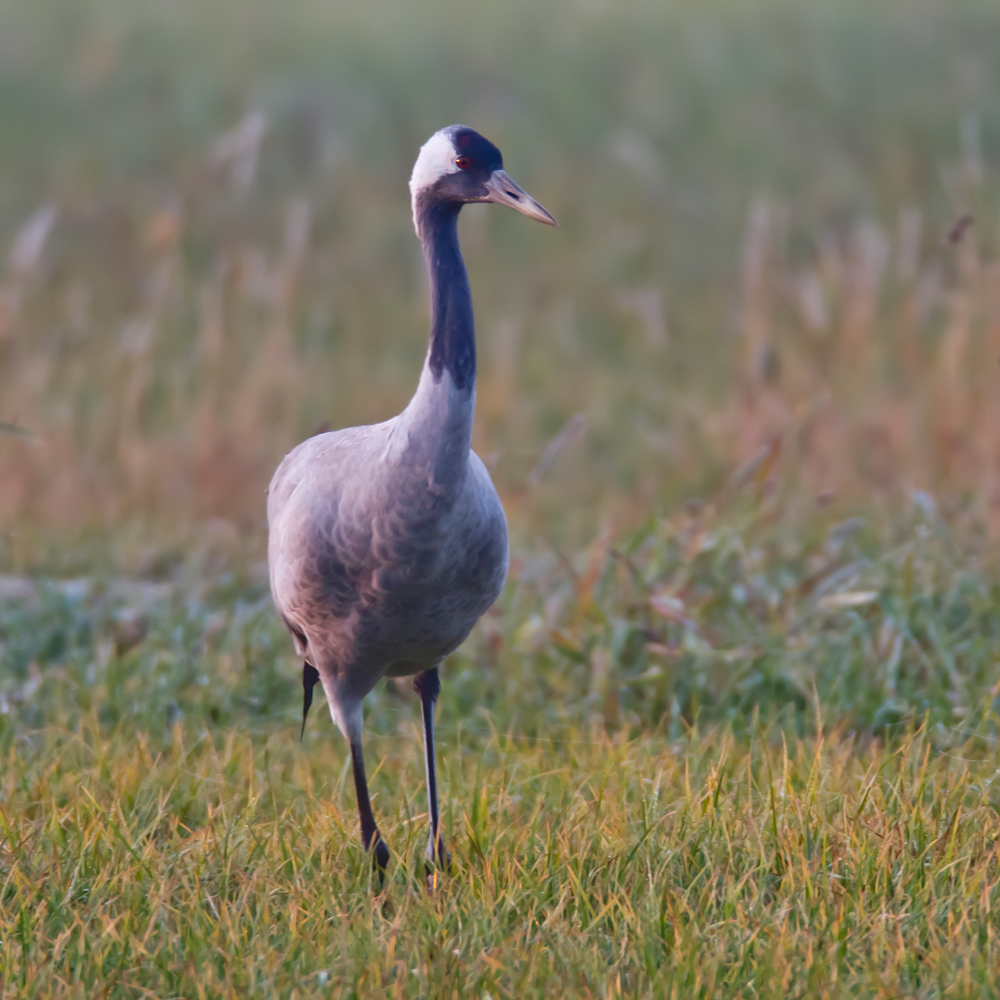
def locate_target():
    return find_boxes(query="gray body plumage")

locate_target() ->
[267,364,508,735]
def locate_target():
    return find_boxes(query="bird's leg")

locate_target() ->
[414,667,450,872]
[349,737,390,881]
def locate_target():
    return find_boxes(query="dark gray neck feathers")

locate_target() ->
[415,192,476,392]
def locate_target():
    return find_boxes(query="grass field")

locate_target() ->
[3,0,1000,995]
[4,497,1000,996]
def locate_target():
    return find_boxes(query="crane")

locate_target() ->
[267,125,556,877]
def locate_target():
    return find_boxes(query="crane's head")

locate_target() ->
[409,125,556,229]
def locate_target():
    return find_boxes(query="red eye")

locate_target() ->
[455,156,471,170]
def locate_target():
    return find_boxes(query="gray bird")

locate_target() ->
[267,125,556,875]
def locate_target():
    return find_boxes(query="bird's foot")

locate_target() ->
[424,833,451,887]
[374,837,391,874]
[364,832,391,889]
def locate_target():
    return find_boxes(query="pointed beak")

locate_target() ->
[482,169,557,226]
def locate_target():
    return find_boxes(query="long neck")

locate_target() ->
[416,194,475,391]
[397,193,476,490]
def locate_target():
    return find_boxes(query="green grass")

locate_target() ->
[4,715,1000,997]
[4,496,1000,996]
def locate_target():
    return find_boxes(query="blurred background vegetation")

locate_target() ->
[2,0,1000,572]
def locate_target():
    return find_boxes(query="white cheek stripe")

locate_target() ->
[409,130,460,197]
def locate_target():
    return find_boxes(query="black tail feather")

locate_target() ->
[301,663,320,741]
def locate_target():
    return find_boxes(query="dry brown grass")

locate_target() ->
[3,165,999,543]
[720,193,1000,533]
[2,0,1000,556]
